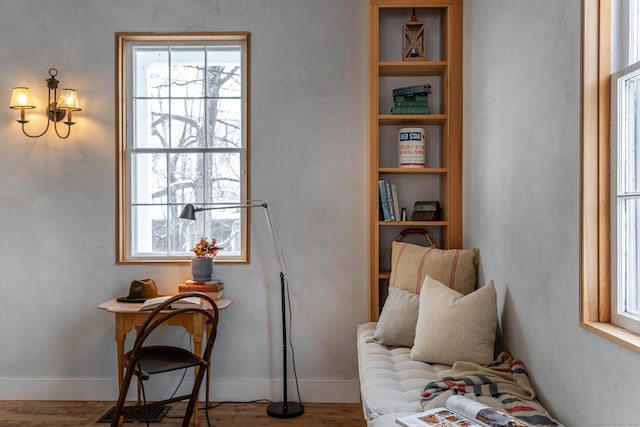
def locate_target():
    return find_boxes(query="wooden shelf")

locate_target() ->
[378,114,446,125]
[378,220,447,227]
[379,61,447,77]
[368,0,462,321]
[379,167,446,174]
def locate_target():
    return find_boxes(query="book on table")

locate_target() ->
[183,279,223,287]
[396,395,532,427]
[139,296,203,311]
[178,281,224,300]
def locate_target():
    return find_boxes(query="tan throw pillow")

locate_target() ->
[390,241,479,295]
[371,287,420,347]
[410,275,497,366]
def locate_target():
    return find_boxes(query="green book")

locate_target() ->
[392,84,432,97]
[394,101,430,107]
[391,105,431,114]
[394,94,429,103]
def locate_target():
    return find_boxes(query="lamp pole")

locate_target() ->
[180,201,304,418]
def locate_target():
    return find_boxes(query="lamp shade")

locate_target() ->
[9,87,35,109]
[179,204,197,220]
[56,89,80,110]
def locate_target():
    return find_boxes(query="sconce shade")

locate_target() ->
[9,87,35,109]
[56,89,80,110]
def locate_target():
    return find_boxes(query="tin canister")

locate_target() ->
[398,127,426,168]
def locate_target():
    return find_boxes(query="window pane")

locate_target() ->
[168,152,203,204]
[618,71,640,194]
[169,204,193,256]
[179,208,241,258]
[207,99,242,148]
[132,205,167,256]
[134,47,169,98]
[170,98,204,148]
[134,98,169,149]
[632,0,640,64]
[132,153,167,204]
[205,152,241,203]
[618,197,640,316]
[171,47,206,97]
[206,46,242,98]
[204,208,242,257]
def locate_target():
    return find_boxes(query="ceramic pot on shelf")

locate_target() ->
[191,257,213,282]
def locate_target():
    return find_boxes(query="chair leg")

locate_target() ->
[111,358,138,427]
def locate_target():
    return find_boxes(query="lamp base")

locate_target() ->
[266,401,304,418]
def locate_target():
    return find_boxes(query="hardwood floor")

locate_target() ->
[0,401,367,427]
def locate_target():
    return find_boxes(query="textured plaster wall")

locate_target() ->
[0,0,368,402]
[464,1,640,425]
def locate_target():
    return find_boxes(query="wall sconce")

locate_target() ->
[9,68,81,139]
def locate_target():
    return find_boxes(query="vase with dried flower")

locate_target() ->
[190,237,222,282]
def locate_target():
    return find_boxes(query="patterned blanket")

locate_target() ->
[421,353,561,426]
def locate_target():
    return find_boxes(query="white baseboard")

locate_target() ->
[0,377,361,403]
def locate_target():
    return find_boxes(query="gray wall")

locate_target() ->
[464,1,640,425]
[0,0,368,402]
[2,0,639,425]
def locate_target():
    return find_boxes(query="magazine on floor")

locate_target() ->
[396,395,532,427]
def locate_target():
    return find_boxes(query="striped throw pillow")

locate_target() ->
[390,241,479,295]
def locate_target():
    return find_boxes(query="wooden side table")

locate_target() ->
[98,297,232,426]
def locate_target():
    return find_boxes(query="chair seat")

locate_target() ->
[131,346,204,375]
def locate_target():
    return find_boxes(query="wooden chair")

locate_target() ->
[110,292,219,427]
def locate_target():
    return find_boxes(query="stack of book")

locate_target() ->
[378,179,400,222]
[178,279,224,300]
[391,84,431,115]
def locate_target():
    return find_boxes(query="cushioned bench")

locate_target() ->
[357,322,452,427]
[358,242,561,426]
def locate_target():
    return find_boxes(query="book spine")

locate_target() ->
[385,180,395,221]
[378,180,391,221]
[391,106,431,115]
[185,279,223,285]
[179,287,223,300]
[392,84,431,97]
[394,101,429,107]
[391,184,400,220]
[179,284,223,292]
[201,290,223,300]
[394,94,429,103]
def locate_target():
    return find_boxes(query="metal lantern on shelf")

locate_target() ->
[402,8,426,61]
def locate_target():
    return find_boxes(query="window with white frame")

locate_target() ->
[612,1,640,334]
[116,33,250,263]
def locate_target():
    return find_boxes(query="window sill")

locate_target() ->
[581,321,640,354]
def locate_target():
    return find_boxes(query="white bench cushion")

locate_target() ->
[357,322,452,424]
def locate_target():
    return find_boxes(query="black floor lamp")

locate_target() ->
[179,201,304,418]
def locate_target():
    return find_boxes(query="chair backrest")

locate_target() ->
[131,292,220,362]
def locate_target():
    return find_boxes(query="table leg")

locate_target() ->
[115,315,126,391]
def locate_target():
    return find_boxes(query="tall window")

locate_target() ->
[582,0,640,352]
[116,33,250,263]
[612,1,640,334]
